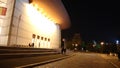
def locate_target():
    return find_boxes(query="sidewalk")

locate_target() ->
[0,51,74,68]
[99,53,120,68]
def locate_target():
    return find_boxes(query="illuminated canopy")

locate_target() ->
[29,0,70,29]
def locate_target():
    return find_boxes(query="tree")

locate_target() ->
[72,33,82,50]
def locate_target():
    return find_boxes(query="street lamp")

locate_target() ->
[116,40,119,45]
[100,42,104,46]
[100,42,104,53]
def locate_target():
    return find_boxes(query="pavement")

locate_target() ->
[18,52,120,68]
[99,53,120,68]
[0,50,120,68]
[32,52,119,68]
[0,50,74,68]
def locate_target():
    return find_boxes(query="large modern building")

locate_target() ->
[0,0,70,49]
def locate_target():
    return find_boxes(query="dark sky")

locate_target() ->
[61,0,118,43]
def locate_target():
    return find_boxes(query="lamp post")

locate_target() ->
[116,40,120,59]
[100,42,104,53]
[116,40,119,45]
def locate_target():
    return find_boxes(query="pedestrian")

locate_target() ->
[61,38,65,54]
[61,40,64,54]
[32,43,34,47]
[64,47,66,54]
[117,45,120,60]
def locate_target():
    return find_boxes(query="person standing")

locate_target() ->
[61,38,65,54]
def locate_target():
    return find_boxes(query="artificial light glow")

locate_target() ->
[40,40,44,48]
[116,40,119,44]
[36,40,40,48]
[26,4,56,34]
[39,8,43,13]
[100,42,104,45]
[75,44,78,47]
[48,42,50,48]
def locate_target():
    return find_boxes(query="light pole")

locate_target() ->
[116,40,119,45]
[100,42,104,53]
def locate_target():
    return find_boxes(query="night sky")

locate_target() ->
[61,0,118,43]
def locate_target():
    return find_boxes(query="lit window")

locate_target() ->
[0,7,7,16]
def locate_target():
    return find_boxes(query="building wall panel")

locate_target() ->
[0,0,15,46]
[9,0,61,49]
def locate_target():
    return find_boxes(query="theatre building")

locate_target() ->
[0,0,70,49]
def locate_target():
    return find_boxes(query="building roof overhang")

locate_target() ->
[29,0,71,29]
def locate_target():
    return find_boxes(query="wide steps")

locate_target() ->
[0,46,60,59]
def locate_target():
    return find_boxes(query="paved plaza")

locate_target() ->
[34,52,120,68]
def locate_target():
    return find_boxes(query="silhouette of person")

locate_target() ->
[61,38,66,54]
[61,39,64,54]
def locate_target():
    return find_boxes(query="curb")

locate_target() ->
[15,53,75,68]
[109,61,119,68]
[99,54,119,68]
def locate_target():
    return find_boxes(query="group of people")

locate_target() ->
[28,38,67,54]
[29,43,34,47]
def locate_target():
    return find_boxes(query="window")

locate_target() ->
[0,7,7,16]
[32,34,36,38]
[41,37,43,40]
[37,35,40,39]
[45,38,47,41]
[48,38,50,41]
[29,0,33,3]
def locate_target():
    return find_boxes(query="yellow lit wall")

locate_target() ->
[8,0,61,49]
[0,0,15,46]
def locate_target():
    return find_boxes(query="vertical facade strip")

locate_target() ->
[7,0,16,46]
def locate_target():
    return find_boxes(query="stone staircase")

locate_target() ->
[0,46,60,59]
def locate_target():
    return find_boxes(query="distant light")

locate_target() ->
[116,40,119,44]
[106,43,108,45]
[72,44,74,46]
[62,38,65,41]
[75,44,78,47]
[93,44,96,47]
[100,42,104,45]
[93,40,96,46]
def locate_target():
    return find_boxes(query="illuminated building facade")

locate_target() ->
[0,0,70,49]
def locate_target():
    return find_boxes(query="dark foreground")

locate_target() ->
[0,51,120,68]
